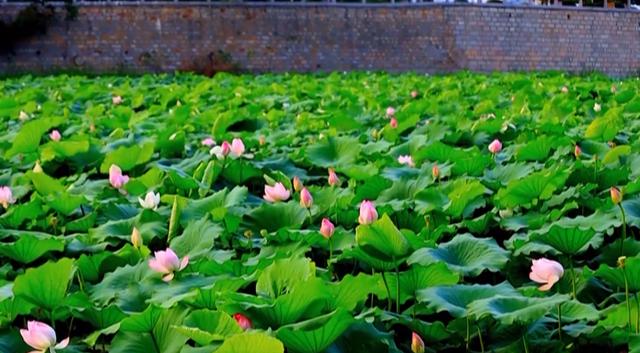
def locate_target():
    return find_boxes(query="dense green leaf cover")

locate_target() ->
[0,71,638,352]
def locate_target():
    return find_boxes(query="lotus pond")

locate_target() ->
[0,71,639,353]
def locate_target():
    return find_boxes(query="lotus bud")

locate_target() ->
[49,130,61,141]
[201,137,215,147]
[112,95,123,105]
[574,145,582,159]
[259,135,266,146]
[260,229,268,237]
[33,161,43,173]
[594,103,601,112]
[611,187,622,205]
[488,139,502,154]
[293,176,303,192]
[411,332,425,353]
[233,313,252,330]
[358,200,378,225]
[230,138,245,158]
[561,86,569,93]
[138,191,160,210]
[432,164,440,180]
[300,188,313,208]
[131,227,143,248]
[19,110,29,121]
[390,117,398,129]
[320,218,335,239]
[618,256,627,268]
[328,168,340,187]
[411,90,418,99]
[386,106,395,117]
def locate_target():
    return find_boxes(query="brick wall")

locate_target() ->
[1,3,639,76]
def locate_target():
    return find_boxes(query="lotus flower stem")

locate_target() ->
[380,271,392,311]
[307,209,313,225]
[557,303,563,343]
[624,267,632,334]
[569,257,577,300]
[619,204,627,256]
[328,237,334,279]
[635,293,640,334]
[395,264,400,314]
[476,325,485,353]
[522,334,530,353]
[465,316,470,351]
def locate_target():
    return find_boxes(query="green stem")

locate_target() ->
[635,293,640,335]
[466,316,470,351]
[593,156,598,182]
[522,334,530,353]
[569,257,577,300]
[624,267,632,334]
[557,303,563,344]
[49,310,55,329]
[328,238,334,279]
[620,204,627,256]
[395,263,400,314]
[370,269,375,308]
[381,271,392,312]
[476,325,485,353]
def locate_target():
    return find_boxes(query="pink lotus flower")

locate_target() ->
[230,138,245,158]
[574,145,582,158]
[390,117,398,129]
[139,191,160,210]
[109,164,129,189]
[263,182,290,203]
[49,130,61,141]
[397,155,415,167]
[386,106,395,117]
[0,186,15,209]
[292,176,303,192]
[210,141,231,160]
[488,139,502,154]
[300,188,313,208]
[411,332,425,353]
[320,218,335,239]
[201,137,215,147]
[328,168,340,187]
[411,90,418,99]
[529,258,564,291]
[20,320,69,353]
[432,164,440,180]
[149,248,189,282]
[611,187,622,205]
[358,200,378,225]
[112,95,123,105]
[233,313,252,330]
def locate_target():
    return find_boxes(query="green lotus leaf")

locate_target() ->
[172,309,242,345]
[382,263,460,305]
[6,116,65,157]
[305,136,361,168]
[12,258,75,311]
[0,198,46,228]
[256,258,316,299]
[495,167,570,209]
[170,218,222,260]
[245,201,306,232]
[113,306,189,353]
[416,282,518,318]
[276,309,355,353]
[0,234,64,264]
[554,301,600,322]
[408,234,509,276]
[329,273,380,311]
[444,178,488,218]
[531,225,601,256]
[100,142,155,173]
[215,332,284,353]
[468,295,568,325]
[603,145,631,165]
[355,214,411,263]
[596,256,640,292]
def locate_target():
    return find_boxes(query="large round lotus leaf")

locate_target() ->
[355,214,411,262]
[596,255,640,292]
[216,332,284,353]
[416,282,518,318]
[407,233,509,276]
[468,295,568,325]
[276,309,355,353]
[531,224,601,256]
